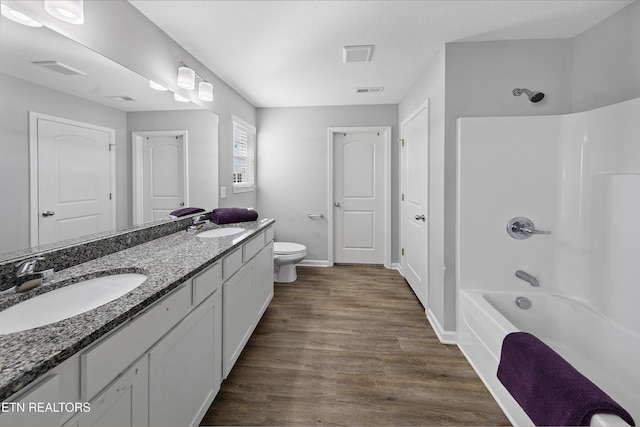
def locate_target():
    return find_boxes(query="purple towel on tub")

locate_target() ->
[169,207,205,218]
[211,207,258,225]
[497,332,635,426]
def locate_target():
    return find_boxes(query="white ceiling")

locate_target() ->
[130,0,633,108]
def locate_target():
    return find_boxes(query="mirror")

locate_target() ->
[0,14,219,260]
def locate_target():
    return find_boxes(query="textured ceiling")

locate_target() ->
[130,0,633,108]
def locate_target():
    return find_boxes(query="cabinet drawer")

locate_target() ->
[223,248,243,280]
[265,226,274,243]
[80,284,190,401]
[192,262,222,306]
[243,232,264,262]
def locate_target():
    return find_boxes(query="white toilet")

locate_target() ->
[273,242,306,283]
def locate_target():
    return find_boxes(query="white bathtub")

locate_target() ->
[457,290,639,426]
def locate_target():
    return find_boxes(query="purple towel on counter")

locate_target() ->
[169,207,205,218]
[211,207,258,224]
[497,332,635,426]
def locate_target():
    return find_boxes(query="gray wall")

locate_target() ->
[573,0,640,112]
[256,105,399,263]
[0,72,127,255]
[126,110,220,223]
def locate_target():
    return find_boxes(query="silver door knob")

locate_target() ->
[415,214,425,221]
[179,202,185,206]
[334,202,341,207]
[42,211,55,217]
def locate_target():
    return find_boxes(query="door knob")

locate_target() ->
[42,211,55,217]
[179,202,185,206]
[415,214,425,221]
[334,202,341,207]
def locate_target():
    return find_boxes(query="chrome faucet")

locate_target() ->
[515,270,539,287]
[186,214,209,231]
[2,257,54,293]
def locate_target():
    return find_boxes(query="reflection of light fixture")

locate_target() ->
[177,66,195,90]
[174,93,189,103]
[149,80,168,91]
[198,82,214,102]
[45,0,84,24]
[1,4,43,27]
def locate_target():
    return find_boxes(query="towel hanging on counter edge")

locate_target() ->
[169,207,206,218]
[497,332,635,426]
[211,207,258,224]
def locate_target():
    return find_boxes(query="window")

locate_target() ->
[232,116,256,193]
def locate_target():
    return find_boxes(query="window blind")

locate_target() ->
[232,117,256,191]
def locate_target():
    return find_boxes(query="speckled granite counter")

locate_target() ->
[0,218,274,401]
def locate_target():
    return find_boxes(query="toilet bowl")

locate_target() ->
[273,242,306,283]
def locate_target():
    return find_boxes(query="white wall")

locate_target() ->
[573,0,640,112]
[256,105,398,263]
[126,110,220,222]
[0,72,127,255]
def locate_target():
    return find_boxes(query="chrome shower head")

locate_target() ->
[513,88,545,103]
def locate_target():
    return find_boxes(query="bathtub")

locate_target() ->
[457,290,639,426]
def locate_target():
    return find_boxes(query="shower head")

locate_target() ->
[513,88,545,103]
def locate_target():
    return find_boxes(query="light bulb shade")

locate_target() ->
[174,93,190,103]
[177,66,195,90]
[45,0,84,24]
[149,80,168,91]
[198,82,214,101]
[1,4,43,27]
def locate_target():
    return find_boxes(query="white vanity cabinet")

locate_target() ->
[1,224,274,427]
[0,374,61,427]
[223,233,274,378]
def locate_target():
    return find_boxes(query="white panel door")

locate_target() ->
[37,117,114,246]
[142,135,185,222]
[401,104,429,306]
[333,131,385,264]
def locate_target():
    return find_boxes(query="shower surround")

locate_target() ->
[456,97,640,425]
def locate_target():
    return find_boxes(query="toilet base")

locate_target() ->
[274,263,298,283]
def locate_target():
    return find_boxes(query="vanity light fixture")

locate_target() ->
[177,66,195,90]
[149,80,168,91]
[44,0,84,25]
[174,92,190,103]
[198,81,214,102]
[1,4,43,27]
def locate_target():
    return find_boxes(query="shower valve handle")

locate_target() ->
[507,217,551,239]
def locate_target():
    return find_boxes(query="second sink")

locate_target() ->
[197,227,246,238]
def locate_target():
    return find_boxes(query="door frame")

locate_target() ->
[28,111,116,247]
[327,126,391,268]
[131,130,189,226]
[400,100,430,298]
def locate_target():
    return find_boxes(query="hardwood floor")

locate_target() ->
[200,265,510,426]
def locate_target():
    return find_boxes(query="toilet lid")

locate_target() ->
[274,242,306,254]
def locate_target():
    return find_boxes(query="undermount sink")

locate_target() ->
[197,227,246,238]
[0,273,147,335]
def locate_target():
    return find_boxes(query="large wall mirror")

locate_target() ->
[0,13,219,260]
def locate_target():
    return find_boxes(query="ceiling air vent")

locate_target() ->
[356,87,384,94]
[32,60,86,75]
[106,95,138,102]
[343,45,374,63]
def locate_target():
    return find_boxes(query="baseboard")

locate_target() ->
[391,262,402,272]
[426,308,457,344]
[298,260,331,267]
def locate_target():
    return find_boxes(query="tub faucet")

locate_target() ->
[3,257,54,293]
[515,270,539,287]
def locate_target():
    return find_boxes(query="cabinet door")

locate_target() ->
[223,263,254,378]
[64,357,148,427]
[253,242,274,323]
[0,375,60,427]
[148,293,217,427]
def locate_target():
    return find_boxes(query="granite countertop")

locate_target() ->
[0,218,274,401]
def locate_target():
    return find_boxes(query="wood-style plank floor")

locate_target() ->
[200,265,510,426]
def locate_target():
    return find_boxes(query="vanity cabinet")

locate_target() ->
[223,237,274,378]
[0,374,61,427]
[1,224,273,427]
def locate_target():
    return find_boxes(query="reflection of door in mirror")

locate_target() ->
[132,131,188,225]
[30,113,116,246]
